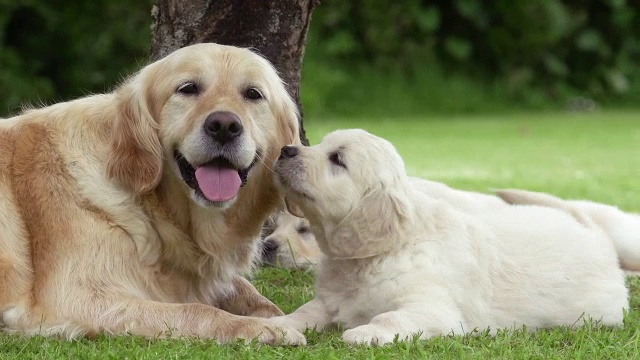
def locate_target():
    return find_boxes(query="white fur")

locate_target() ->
[496,189,640,273]
[261,180,505,271]
[272,129,629,345]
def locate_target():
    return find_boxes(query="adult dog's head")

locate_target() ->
[107,43,299,209]
[274,129,412,259]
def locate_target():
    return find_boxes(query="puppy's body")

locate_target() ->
[410,177,506,214]
[497,189,640,272]
[0,44,304,344]
[272,129,628,345]
[260,179,504,271]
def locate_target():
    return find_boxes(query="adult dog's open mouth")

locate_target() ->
[175,151,256,202]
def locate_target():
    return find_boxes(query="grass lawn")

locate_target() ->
[2,110,640,359]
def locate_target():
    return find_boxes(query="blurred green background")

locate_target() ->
[1,0,639,118]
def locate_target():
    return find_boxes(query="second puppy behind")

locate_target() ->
[261,211,322,270]
[271,129,629,346]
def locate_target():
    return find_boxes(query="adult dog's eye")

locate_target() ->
[329,152,346,169]
[177,82,200,95]
[244,88,264,101]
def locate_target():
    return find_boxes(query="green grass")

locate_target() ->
[2,110,640,359]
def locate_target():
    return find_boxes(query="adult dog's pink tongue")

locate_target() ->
[194,165,241,202]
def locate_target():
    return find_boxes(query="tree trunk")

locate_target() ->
[150,0,318,145]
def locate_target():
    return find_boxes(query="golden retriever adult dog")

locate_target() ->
[0,43,306,344]
[271,129,628,345]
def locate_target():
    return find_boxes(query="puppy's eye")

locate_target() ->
[244,88,264,101]
[297,226,311,235]
[329,152,346,169]
[177,82,200,95]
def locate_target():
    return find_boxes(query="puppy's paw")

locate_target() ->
[267,315,309,333]
[228,318,306,346]
[342,324,397,346]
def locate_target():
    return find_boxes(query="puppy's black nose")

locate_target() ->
[203,111,243,144]
[263,239,279,253]
[261,239,279,264]
[280,145,299,159]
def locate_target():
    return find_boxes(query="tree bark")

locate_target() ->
[150,0,318,145]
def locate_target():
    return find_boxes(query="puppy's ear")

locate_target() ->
[329,186,410,259]
[284,195,305,218]
[106,79,163,194]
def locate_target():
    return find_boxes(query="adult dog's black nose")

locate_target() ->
[280,145,299,159]
[203,111,243,144]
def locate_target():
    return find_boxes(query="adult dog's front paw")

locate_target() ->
[342,324,398,346]
[246,302,285,318]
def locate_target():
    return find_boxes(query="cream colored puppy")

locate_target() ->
[271,129,628,346]
[496,189,640,272]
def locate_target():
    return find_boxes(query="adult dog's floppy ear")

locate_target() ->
[275,90,302,147]
[252,50,302,148]
[328,186,410,259]
[106,78,163,194]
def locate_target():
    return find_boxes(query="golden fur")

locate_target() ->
[0,43,305,344]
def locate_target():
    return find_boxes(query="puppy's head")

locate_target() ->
[107,43,299,209]
[261,211,321,270]
[274,129,411,259]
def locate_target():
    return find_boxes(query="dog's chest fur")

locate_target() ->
[315,244,440,328]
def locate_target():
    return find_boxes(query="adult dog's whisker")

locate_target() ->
[256,153,275,174]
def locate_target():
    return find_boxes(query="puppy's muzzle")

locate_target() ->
[261,238,280,265]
